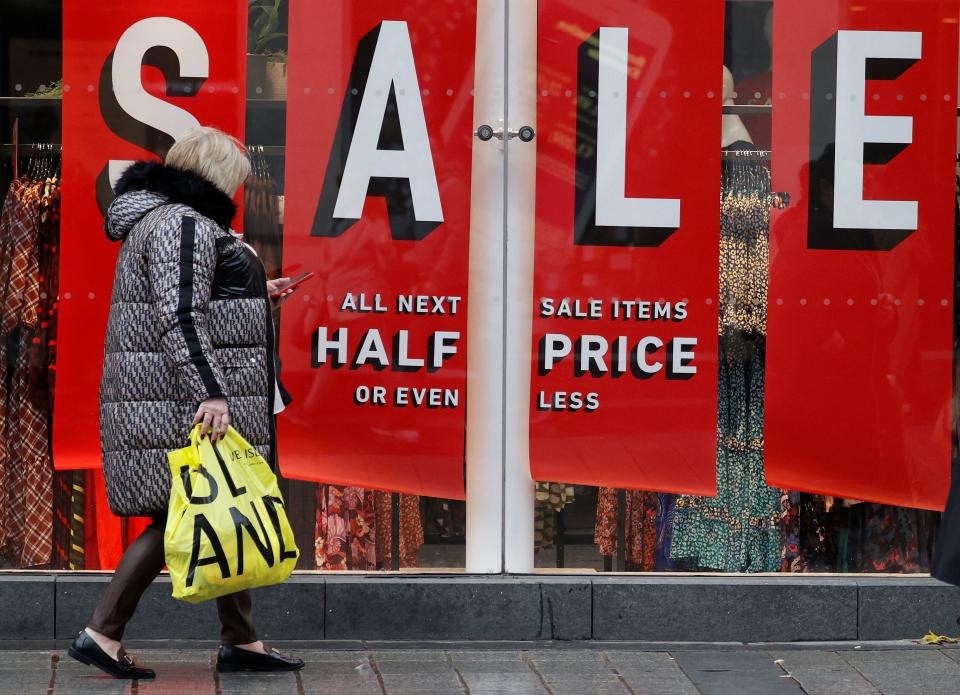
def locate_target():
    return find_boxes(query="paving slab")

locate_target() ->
[547,678,630,695]
[216,672,299,695]
[53,656,133,694]
[682,670,804,695]
[779,665,881,695]
[0,651,53,670]
[672,649,805,695]
[296,674,383,694]
[371,649,449,662]
[382,687,464,695]
[623,671,702,695]
[124,648,213,663]
[373,659,455,674]
[454,659,533,673]
[529,659,614,674]
[767,649,851,666]
[379,673,464,692]
[304,658,375,676]
[137,664,216,695]
[445,649,526,661]
[842,647,957,664]
[674,649,778,672]
[458,672,545,689]
[539,676,628,694]
[838,661,960,695]
[0,672,55,693]
[602,650,681,670]
[526,648,606,661]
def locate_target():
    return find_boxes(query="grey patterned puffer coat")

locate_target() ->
[100,161,276,516]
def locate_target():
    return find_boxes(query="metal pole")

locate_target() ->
[616,489,627,572]
[465,0,508,573]
[391,492,401,571]
[501,0,537,575]
[556,509,565,569]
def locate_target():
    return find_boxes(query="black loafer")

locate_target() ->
[216,644,304,672]
[67,630,156,680]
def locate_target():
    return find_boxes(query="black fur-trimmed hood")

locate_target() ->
[104,161,237,241]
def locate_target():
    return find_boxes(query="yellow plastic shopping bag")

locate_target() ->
[165,425,299,603]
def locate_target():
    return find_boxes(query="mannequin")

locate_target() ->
[733,5,773,149]
[721,65,753,147]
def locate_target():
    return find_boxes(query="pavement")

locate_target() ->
[11,642,960,694]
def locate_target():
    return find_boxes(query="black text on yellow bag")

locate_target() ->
[165,425,299,603]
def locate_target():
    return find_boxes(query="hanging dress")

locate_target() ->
[670,145,786,572]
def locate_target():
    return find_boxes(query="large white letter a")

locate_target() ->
[314,21,443,241]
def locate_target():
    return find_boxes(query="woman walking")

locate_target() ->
[68,127,302,679]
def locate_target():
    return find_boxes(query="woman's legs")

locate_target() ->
[214,590,302,671]
[86,515,166,658]
[85,514,268,656]
[216,590,258,646]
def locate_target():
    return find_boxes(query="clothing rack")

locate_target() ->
[0,143,62,151]
[721,149,771,160]
[723,105,771,116]
[253,145,285,156]
[720,150,788,207]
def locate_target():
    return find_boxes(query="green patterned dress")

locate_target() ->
[669,149,786,572]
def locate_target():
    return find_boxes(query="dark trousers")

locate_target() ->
[87,514,257,645]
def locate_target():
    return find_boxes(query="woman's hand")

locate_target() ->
[194,397,230,441]
[267,277,295,306]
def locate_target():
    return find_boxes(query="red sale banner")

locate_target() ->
[280,1,476,498]
[766,0,958,509]
[530,1,724,493]
[56,2,246,470]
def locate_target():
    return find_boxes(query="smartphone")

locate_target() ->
[271,271,315,299]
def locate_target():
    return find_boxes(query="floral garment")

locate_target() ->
[844,503,936,573]
[654,494,677,571]
[670,157,785,573]
[373,491,423,569]
[781,493,839,572]
[783,495,938,573]
[594,488,660,571]
[316,486,424,570]
[315,485,376,570]
[670,338,785,572]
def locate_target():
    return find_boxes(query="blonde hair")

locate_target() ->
[165,126,251,196]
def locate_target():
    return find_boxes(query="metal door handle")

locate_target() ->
[475,124,536,142]
[475,124,496,141]
[515,125,535,142]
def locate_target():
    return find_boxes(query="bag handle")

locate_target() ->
[188,424,205,466]
[180,425,220,506]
